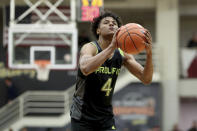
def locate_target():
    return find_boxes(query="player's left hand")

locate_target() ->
[143,29,152,55]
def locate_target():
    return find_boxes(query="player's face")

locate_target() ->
[97,17,118,37]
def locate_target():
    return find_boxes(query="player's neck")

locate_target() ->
[98,36,112,50]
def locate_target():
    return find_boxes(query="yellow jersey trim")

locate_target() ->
[90,42,98,54]
[118,48,124,57]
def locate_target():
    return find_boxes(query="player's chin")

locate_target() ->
[108,31,115,36]
[106,33,114,38]
[103,31,114,38]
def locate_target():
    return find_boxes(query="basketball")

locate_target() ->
[116,23,148,54]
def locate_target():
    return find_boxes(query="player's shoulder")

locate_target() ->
[80,41,98,55]
[82,41,97,48]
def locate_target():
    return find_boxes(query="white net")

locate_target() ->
[35,61,50,81]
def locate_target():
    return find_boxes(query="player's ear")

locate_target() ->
[97,28,100,35]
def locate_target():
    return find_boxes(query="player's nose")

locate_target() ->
[109,22,114,26]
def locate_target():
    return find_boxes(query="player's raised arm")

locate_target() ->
[123,33,153,85]
[79,28,119,76]
[79,43,114,76]
[123,52,153,85]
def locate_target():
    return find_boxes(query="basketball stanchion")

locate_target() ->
[34,60,51,81]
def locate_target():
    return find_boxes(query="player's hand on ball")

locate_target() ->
[144,29,152,55]
[110,28,120,50]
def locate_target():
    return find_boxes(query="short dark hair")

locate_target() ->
[91,11,122,39]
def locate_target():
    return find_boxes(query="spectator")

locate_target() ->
[187,56,197,78]
[186,32,197,78]
[188,120,197,131]
[187,32,197,48]
[20,127,28,131]
[4,77,18,103]
[172,124,181,131]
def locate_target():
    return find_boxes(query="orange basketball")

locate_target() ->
[116,23,148,54]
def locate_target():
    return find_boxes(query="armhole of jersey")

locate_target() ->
[118,48,124,57]
[90,42,98,54]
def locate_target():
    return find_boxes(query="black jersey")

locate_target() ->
[70,41,124,121]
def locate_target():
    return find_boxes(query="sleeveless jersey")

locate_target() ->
[70,41,124,121]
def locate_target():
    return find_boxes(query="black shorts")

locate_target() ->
[71,117,116,131]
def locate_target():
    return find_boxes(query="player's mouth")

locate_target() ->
[109,27,114,31]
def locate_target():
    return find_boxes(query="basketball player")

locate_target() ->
[70,11,153,131]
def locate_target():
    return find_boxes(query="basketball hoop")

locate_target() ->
[35,60,50,81]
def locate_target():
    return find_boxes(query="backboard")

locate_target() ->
[7,0,78,70]
[9,28,78,70]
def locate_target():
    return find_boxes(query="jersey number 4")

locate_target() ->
[101,78,112,96]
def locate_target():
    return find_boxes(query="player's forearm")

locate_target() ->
[80,46,114,76]
[141,53,153,84]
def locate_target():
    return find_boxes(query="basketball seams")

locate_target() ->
[130,33,146,51]
[124,26,139,53]
[117,27,145,54]
[126,27,144,30]
[130,32,146,42]
[123,34,128,53]
[116,23,148,54]
[117,27,145,43]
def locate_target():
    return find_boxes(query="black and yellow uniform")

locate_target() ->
[70,41,124,131]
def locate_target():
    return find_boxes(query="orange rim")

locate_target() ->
[34,60,50,68]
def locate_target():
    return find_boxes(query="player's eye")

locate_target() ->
[113,21,118,25]
[103,20,109,24]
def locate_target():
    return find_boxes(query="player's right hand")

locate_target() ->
[110,28,121,50]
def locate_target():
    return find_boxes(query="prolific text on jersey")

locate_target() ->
[95,66,121,75]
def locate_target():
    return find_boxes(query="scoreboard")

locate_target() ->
[78,0,104,21]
